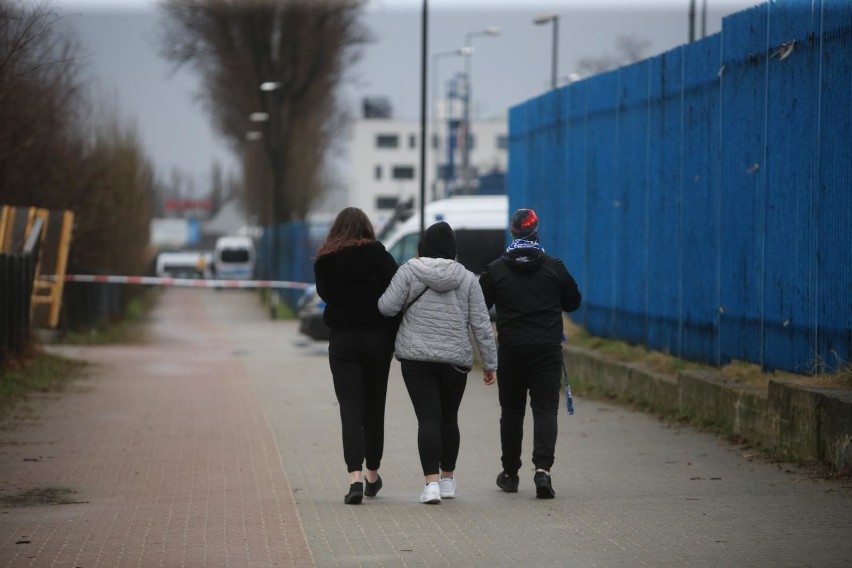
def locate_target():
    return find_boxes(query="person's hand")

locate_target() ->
[483,370,496,385]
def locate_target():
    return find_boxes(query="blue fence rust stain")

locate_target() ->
[508,1,852,373]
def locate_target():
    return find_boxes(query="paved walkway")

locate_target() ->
[1,288,850,567]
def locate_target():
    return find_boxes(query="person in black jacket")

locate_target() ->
[314,207,400,504]
[479,208,581,499]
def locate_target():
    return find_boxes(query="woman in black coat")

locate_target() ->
[314,207,399,504]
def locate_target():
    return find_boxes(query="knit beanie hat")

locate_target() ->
[510,208,539,241]
[418,221,457,260]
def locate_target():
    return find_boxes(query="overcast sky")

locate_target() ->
[55,0,759,195]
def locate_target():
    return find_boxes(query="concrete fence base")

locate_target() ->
[564,345,852,473]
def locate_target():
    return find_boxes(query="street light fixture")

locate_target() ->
[461,26,500,194]
[249,112,269,122]
[432,46,473,199]
[533,14,559,90]
[433,47,474,118]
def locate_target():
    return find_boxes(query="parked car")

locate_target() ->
[297,284,330,341]
[155,251,211,279]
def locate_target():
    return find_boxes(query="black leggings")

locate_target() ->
[400,359,468,476]
[328,327,394,472]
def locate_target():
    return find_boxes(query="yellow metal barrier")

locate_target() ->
[0,205,75,329]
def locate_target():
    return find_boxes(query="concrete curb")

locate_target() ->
[564,345,852,473]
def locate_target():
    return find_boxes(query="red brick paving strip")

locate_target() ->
[0,290,314,567]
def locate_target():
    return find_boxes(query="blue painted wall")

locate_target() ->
[508,1,851,373]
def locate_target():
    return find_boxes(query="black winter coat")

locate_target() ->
[479,246,581,347]
[314,241,399,331]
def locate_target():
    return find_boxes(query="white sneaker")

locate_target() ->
[439,476,456,499]
[419,482,441,504]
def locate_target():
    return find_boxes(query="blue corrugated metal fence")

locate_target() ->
[256,221,325,309]
[508,0,851,373]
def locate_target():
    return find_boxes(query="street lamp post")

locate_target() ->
[689,0,696,43]
[461,26,500,194]
[258,81,282,319]
[432,47,472,200]
[243,130,264,253]
[533,14,559,90]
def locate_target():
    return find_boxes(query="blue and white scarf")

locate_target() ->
[504,239,545,263]
[506,239,544,253]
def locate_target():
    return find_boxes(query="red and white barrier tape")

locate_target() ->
[42,275,311,290]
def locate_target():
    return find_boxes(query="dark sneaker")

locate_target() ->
[534,471,555,499]
[496,471,519,493]
[364,475,382,497]
[344,481,363,504]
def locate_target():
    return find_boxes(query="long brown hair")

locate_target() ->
[317,207,376,257]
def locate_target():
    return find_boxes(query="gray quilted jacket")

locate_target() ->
[378,257,497,372]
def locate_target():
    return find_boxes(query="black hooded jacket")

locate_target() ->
[314,241,399,331]
[479,245,581,347]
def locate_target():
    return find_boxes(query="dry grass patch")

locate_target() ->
[797,364,852,390]
[563,318,704,377]
[0,353,86,404]
[563,317,850,391]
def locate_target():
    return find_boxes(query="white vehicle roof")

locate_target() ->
[382,195,507,247]
[215,236,254,250]
[156,251,206,265]
[155,251,209,276]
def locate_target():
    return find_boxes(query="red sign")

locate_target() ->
[164,199,213,214]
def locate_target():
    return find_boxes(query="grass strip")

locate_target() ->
[0,353,86,403]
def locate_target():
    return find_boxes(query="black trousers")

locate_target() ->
[497,344,563,475]
[400,359,468,476]
[328,327,394,472]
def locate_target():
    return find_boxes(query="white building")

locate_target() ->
[348,100,508,234]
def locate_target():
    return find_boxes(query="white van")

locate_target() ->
[381,195,508,274]
[212,236,255,280]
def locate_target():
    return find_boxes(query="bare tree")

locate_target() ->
[1,1,155,277]
[576,34,652,76]
[72,112,155,276]
[240,139,268,220]
[0,0,87,207]
[160,0,369,223]
[209,160,225,213]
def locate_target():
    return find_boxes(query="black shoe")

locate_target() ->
[496,471,519,493]
[534,471,555,499]
[364,475,382,497]
[344,482,363,504]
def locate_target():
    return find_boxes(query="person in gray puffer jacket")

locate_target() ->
[378,221,497,505]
